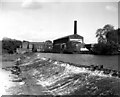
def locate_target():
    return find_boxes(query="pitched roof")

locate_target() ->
[54,34,83,41]
[30,42,44,45]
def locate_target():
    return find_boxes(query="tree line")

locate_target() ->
[2,37,22,54]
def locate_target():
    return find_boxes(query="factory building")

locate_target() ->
[53,21,84,53]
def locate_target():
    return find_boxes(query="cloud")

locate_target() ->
[22,0,42,9]
[105,5,117,12]
[21,0,62,9]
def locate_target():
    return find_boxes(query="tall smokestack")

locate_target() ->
[74,20,77,34]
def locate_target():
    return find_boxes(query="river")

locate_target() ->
[0,53,120,96]
[0,53,119,70]
[36,53,119,71]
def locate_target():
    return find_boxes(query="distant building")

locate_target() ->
[53,21,84,53]
[16,41,31,54]
[16,40,53,54]
[44,40,53,52]
[84,43,96,52]
[22,41,29,49]
[31,42,45,52]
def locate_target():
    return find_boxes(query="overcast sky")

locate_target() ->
[0,0,119,43]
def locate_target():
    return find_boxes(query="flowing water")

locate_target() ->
[36,53,119,71]
[0,54,120,96]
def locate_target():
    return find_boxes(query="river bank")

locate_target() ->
[0,53,52,95]
[2,52,35,68]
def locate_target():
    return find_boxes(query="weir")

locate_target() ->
[2,55,120,96]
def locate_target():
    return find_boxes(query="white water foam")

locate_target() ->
[0,69,15,95]
[54,61,113,78]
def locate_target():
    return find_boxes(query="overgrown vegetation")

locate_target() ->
[2,37,22,54]
[92,24,120,55]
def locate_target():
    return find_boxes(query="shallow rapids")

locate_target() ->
[1,55,120,96]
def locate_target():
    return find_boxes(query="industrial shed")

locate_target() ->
[53,21,84,53]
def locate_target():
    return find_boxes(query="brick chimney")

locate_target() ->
[74,20,77,35]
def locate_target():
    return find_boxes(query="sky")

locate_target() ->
[0,0,119,43]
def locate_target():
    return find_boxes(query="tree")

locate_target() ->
[96,28,106,43]
[106,28,120,44]
[96,24,115,43]
[2,38,22,54]
[92,42,118,55]
[103,24,114,33]
[93,25,119,55]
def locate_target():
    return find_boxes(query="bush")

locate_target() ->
[2,38,22,54]
[92,42,118,55]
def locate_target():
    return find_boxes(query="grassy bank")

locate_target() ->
[2,52,35,61]
[2,52,35,68]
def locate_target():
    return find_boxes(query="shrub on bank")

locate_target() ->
[2,38,22,54]
[92,42,119,55]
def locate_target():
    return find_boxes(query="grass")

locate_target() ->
[2,52,35,62]
[2,52,35,68]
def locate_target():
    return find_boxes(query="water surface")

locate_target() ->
[37,53,119,71]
